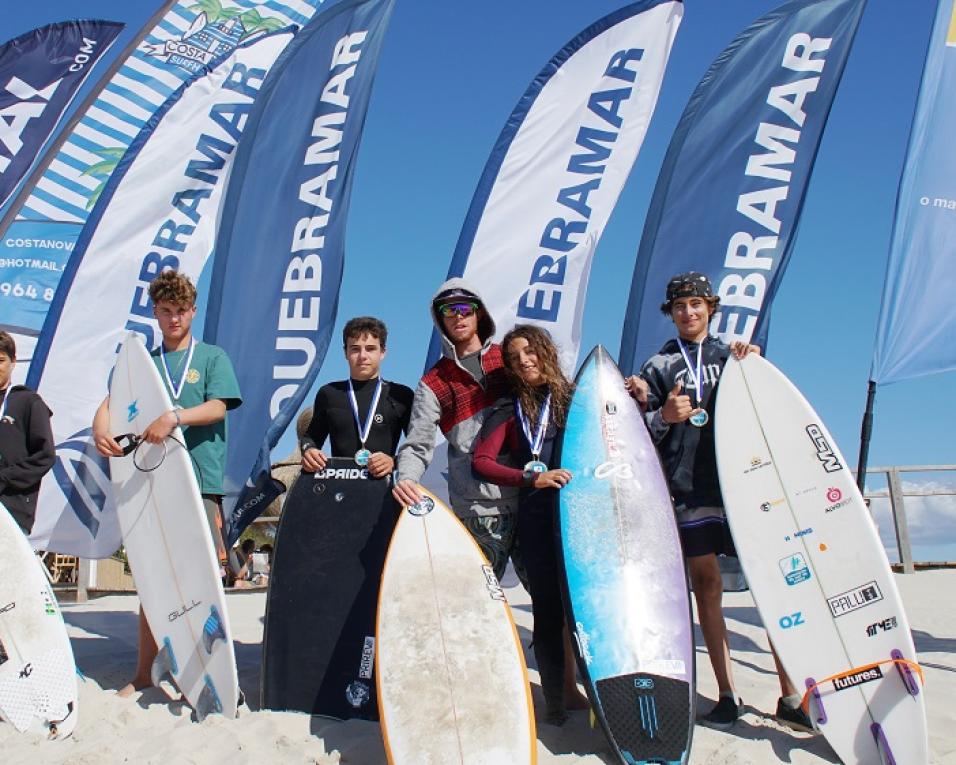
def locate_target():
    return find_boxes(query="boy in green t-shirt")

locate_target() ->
[92,270,242,697]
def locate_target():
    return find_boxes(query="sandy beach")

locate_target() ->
[2,569,954,764]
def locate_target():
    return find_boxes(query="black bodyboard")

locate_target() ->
[261,466,397,719]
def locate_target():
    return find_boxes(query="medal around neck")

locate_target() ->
[689,410,709,428]
[516,393,551,476]
[348,378,383,469]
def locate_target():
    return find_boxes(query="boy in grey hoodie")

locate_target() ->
[392,278,520,578]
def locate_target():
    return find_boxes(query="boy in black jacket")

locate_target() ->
[0,331,55,534]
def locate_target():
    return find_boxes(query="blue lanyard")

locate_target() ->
[515,393,551,459]
[348,377,383,447]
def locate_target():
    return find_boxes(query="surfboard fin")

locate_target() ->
[151,637,178,686]
[870,722,897,765]
[804,676,827,725]
[195,675,222,722]
[47,701,75,740]
[891,649,921,696]
[202,605,227,654]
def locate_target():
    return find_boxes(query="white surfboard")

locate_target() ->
[715,354,928,764]
[0,502,78,738]
[376,486,536,765]
[108,333,238,720]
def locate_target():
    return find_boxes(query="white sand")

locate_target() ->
[2,571,954,764]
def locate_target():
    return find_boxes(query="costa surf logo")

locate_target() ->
[358,636,375,680]
[142,6,283,74]
[825,486,852,513]
[865,617,898,637]
[807,424,842,473]
[833,666,883,692]
[828,581,883,618]
[779,553,811,586]
[481,565,506,602]
[50,430,112,538]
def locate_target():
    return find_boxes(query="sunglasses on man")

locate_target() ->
[438,302,479,318]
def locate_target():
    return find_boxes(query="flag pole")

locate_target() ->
[856,379,877,493]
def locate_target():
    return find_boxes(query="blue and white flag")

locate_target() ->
[871,0,956,385]
[202,0,395,543]
[0,0,328,378]
[26,29,295,557]
[426,0,683,374]
[0,20,123,210]
[618,0,866,374]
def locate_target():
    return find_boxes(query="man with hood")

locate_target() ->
[392,279,520,579]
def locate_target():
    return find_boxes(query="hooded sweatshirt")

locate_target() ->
[0,385,55,533]
[640,335,729,509]
[395,277,518,518]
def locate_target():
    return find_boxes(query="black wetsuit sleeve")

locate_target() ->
[302,387,330,452]
[395,383,414,436]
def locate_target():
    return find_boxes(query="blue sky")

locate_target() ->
[6,1,954,558]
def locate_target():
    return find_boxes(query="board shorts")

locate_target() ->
[461,513,528,589]
[201,494,228,567]
[676,505,737,559]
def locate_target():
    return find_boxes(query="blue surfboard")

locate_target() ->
[558,346,694,765]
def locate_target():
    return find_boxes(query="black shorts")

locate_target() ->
[677,505,737,559]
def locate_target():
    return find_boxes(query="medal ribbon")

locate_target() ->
[676,338,704,408]
[515,393,551,460]
[160,337,196,402]
[348,377,383,448]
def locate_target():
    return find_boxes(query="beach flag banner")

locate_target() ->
[0,0,328,376]
[26,29,295,557]
[0,20,123,211]
[425,0,683,375]
[202,0,395,544]
[618,0,867,375]
[0,20,123,343]
[870,0,956,385]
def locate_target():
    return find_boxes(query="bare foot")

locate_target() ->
[565,687,590,710]
[117,676,152,698]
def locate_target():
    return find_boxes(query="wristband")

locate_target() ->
[172,408,182,427]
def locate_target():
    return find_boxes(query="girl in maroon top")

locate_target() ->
[473,325,580,725]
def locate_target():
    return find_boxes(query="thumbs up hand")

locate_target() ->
[661,379,694,425]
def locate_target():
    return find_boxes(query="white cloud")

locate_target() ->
[866,479,956,559]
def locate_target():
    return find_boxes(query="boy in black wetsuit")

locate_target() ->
[0,331,55,535]
[300,317,413,475]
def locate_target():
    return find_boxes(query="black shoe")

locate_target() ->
[700,696,742,730]
[775,697,815,733]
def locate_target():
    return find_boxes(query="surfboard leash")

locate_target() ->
[114,432,205,487]
[801,654,925,718]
